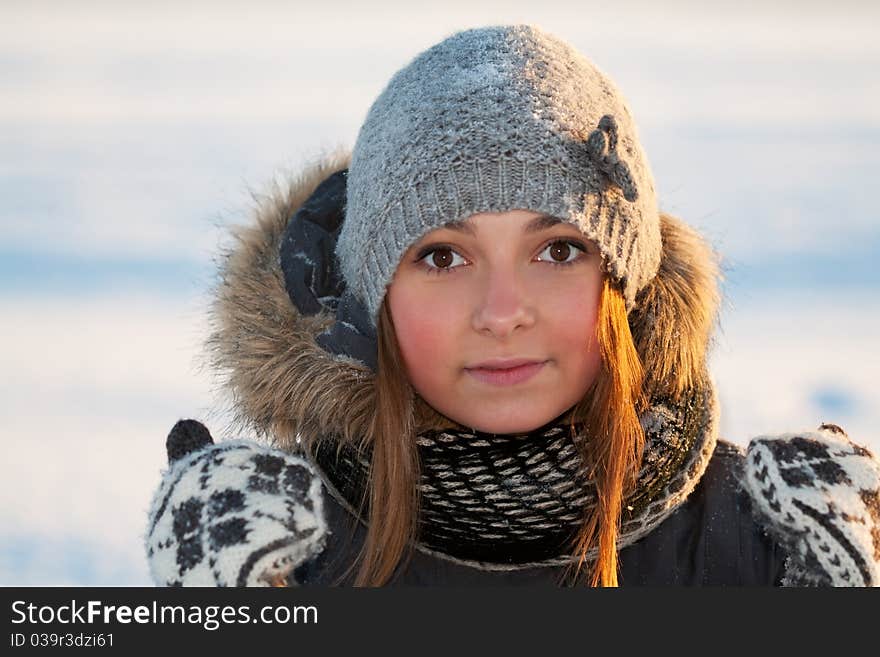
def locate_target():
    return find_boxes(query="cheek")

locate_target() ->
[543,277,603,381]
[388,284,460,389]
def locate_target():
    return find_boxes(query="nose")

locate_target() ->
[470,268,536,339]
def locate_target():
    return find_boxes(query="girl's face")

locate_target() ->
[387,210,605,434]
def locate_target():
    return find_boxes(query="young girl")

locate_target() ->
[145,24,880,587]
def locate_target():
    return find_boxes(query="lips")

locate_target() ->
[464,359,547,386]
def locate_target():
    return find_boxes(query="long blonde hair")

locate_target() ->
[350,275,647,587]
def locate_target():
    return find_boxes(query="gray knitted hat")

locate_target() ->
[337,24,662,325]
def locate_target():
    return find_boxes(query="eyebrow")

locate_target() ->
[441,214,564,236]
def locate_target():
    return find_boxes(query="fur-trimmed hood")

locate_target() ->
[205,148,723,452]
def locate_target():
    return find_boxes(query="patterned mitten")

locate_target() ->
[145,419,329,586]
[743,423,880,586]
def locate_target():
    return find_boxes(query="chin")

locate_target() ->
[452,407,558,435]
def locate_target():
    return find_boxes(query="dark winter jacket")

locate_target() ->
[144,153,880,587]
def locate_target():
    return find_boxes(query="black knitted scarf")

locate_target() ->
[307,377,719,570]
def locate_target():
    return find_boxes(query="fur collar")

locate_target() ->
[206,149,724,452]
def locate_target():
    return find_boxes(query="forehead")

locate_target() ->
[442,212,566,236]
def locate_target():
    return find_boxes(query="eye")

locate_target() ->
[536,240,586,265]
[418,246,468,273]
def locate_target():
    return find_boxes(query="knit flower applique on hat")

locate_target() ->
[585,114,639,203]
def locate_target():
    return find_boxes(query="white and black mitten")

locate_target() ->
[743,423,880,586]
[144,420,329,586]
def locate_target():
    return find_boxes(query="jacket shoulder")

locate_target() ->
[619,439,789,585]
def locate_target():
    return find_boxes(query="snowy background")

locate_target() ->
[1,0,877,585]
